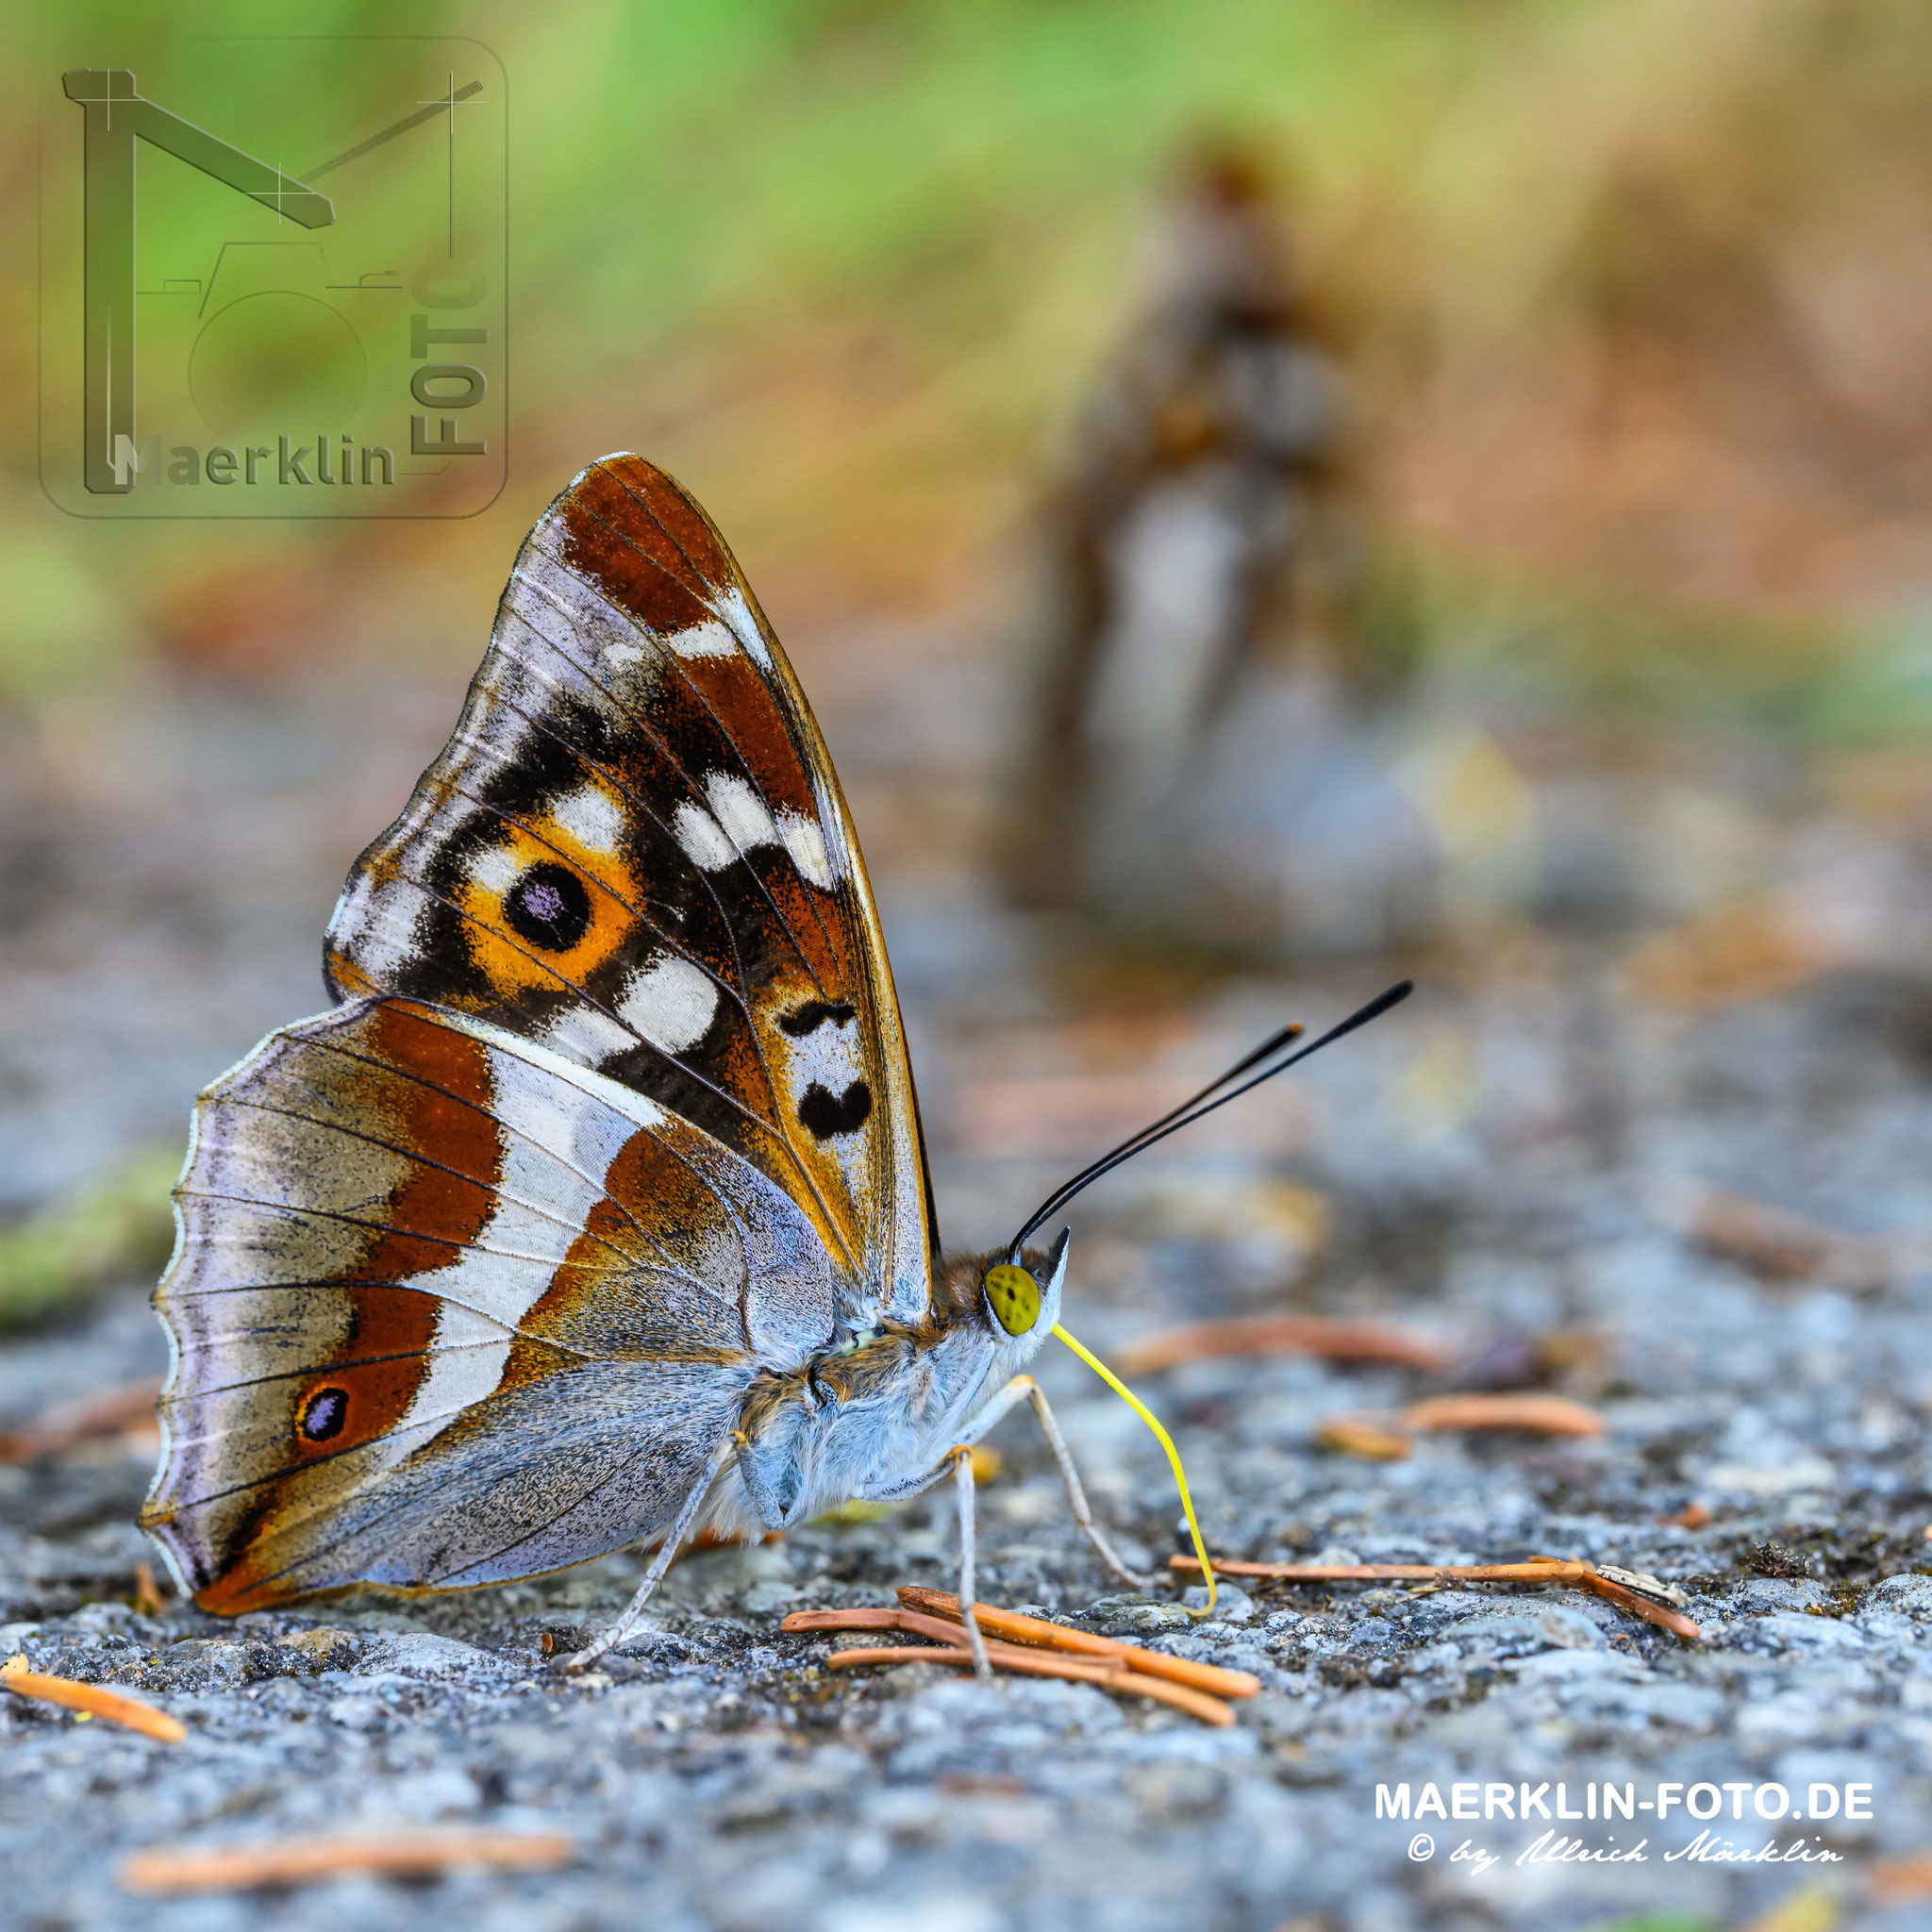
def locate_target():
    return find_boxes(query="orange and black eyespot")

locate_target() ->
[501,861,592,952]
[297,1387,348,1443]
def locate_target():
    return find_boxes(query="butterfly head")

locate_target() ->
[979,1226,1070,1342]
[984,983,1415,1619]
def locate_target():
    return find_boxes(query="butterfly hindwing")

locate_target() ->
[323,456,934,1331]
[142,997,840,1609]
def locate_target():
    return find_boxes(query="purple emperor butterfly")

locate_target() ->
[141,455,1407,1670]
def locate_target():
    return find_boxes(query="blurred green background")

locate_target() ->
[7,0,1931,723]
[7,0,1932,1268]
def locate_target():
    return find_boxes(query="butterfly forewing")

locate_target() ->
[323,456,934,1330]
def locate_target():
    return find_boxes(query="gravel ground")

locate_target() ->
[6,673,1932,1930]
[8,969,1932,1932]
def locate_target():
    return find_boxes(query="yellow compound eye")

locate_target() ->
[982,1263,1041,1337]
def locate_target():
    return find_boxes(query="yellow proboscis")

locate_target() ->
[1052,1324,1216,1617]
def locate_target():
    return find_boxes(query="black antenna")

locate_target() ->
[1008,980,1413,1254]
[1008,1018,1307,1256]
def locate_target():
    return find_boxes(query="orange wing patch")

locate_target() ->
[452,790,641,999]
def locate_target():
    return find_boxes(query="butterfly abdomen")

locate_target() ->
[726,1316,1002,1534]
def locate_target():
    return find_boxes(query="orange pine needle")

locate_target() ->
[785,1599,1249,1724]
[786,1607,1124,1681]
[131,1562,167,1617]
[1167,1557,1700,1641]
[894,1587,1261,1699]
[1316,1393,1607,1457]
[1315,1416,1411,1459]
[820,1643,1235,1724]
[1564,1570,1702,1640]
[2,1654,185,1742]
[823,1641,1117,1682]
[1103,1669,1238,1726]
[1173,1556,1595,1582]
[119,1830,575,1894]
[1401,1393,1607,1437]
[785,1605,994,1650]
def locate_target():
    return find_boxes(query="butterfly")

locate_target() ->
[140,454,1407,1671]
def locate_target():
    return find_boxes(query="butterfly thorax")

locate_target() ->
[710,1245,1064,1539]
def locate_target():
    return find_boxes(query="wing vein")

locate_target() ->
[212,1093,651,1277]
[503,563,837,1005]
[292,1031,712,1291]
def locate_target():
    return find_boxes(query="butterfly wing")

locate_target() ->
[142,997,838,1610]
[324,455,937,1333]
[143,457,939,1608]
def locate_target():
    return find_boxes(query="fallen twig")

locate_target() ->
[1571,1566,1704,1638]
[895,1586,1261,1699]
[131,1562,168,1617]
[786,1604,1025,1655]
[821,1641,1108,1680]
[1677,1185,1899,1293]
[2,1654,186,1741]
[1168,1556,1700,1641]
[118,1829,575,1894]
[1114,1314,1444,1376]
[1315,1417,1411,1459]
[0,1378,163,1462]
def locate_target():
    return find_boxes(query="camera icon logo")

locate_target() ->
[41,48,505,520]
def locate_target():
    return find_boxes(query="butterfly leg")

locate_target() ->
[859,1447,993,1674]
[863,1376,1157,1593]
[562,1433,737,1674]
[1000,1376,1159,1592]
[950,1445,992,1680]
[935,1375,1158,1590]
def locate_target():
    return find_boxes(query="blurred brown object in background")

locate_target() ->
[1115,1311,1444,1376]
[1008,138,1350,901]
[1003,136,1430,953]
[0,1377,162,1463]
[1669,1182,1905,1294]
